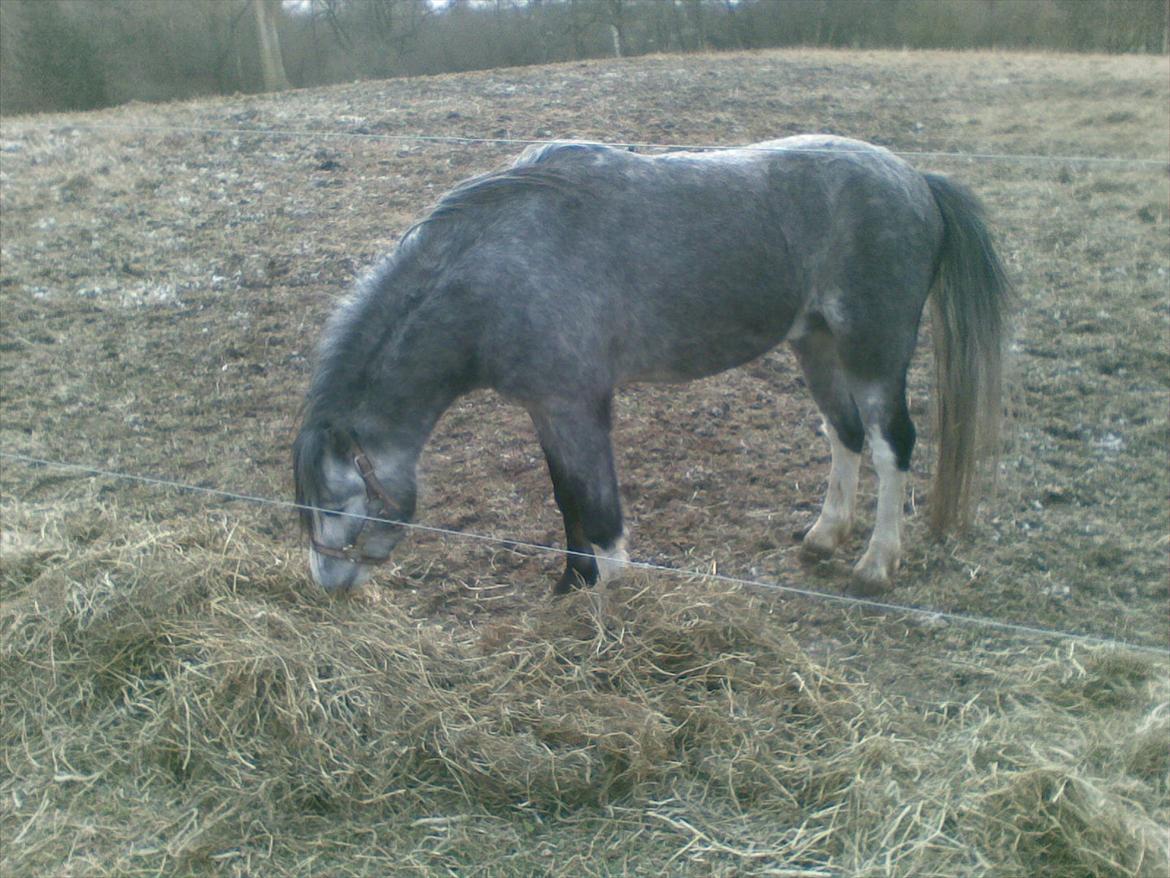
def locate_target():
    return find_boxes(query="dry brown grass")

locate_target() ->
[2,497,1166,876]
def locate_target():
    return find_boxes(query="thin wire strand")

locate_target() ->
[14,121,1168,169]
[2,450,1166,659]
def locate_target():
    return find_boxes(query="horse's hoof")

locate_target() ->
[848,559,895,596]
[799,538,836,562]
[849,542,899,596]
[798,518,853,560]
[553,568,592,596]
[847,572,890,597]
[799,525,843,561]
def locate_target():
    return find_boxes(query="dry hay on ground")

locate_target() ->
[2,499,1166,877]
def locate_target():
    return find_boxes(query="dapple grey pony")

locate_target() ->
[294,135,1009,595]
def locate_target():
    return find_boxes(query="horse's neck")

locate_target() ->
[351,263,474,454]
[363,370,463,466]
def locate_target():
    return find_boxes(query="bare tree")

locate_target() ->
[565,0,598,58]
[607,0,626,58]
[252,0,289,91]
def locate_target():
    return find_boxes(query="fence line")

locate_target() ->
[9,121,1169,169]
[2,450,1166,659]
[1,117,1166,658]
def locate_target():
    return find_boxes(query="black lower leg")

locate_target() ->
[556,515,599,594]
[545,457,600,594]
[533,396,622,595]
[884,399,916,472]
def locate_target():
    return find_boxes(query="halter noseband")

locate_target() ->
[310,437,404,565]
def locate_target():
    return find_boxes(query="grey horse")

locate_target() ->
[294,135,1009,595]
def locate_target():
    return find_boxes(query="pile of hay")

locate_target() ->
[2,497,1167,876]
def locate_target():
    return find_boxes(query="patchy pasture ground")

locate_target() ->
[1,49,1168,876]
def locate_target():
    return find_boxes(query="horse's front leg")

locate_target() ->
[530,395,626,595]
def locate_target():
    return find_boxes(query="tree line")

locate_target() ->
[2,0,1167,116]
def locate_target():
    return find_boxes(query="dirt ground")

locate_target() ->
[0,48,1168,874]
[3,49,1166,649]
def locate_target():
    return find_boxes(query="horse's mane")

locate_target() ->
[408,141,614,234]
[292,422,329,527]
[294,141,622,497]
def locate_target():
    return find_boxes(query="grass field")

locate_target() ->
[1,48,1168,876]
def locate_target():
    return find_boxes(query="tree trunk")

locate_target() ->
[252,0,288,92]
[1163,0,1169,54]
[608,0,625,58]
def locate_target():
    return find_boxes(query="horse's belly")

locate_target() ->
[618,306,796,384]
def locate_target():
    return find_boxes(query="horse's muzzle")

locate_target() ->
[309,548,373,592]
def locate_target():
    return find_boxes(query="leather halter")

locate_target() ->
[310,438,404,565]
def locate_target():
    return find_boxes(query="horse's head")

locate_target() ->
[293,423,415,591]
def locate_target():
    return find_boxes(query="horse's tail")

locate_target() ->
[923,173,1012,535]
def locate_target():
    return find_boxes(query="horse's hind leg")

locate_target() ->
[529,396,626,595]
[792,328,864,558]
[793,317,918,594]
[847,377,916,595]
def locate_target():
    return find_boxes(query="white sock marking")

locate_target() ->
[804,421,861,553]
[857,429,905,579]
[593,533,629,582]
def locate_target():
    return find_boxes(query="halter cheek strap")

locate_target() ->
[310,439,405,565]
[352,447,398,516]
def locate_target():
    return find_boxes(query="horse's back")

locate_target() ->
[418,136,943,394]
[507,135,939,272]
